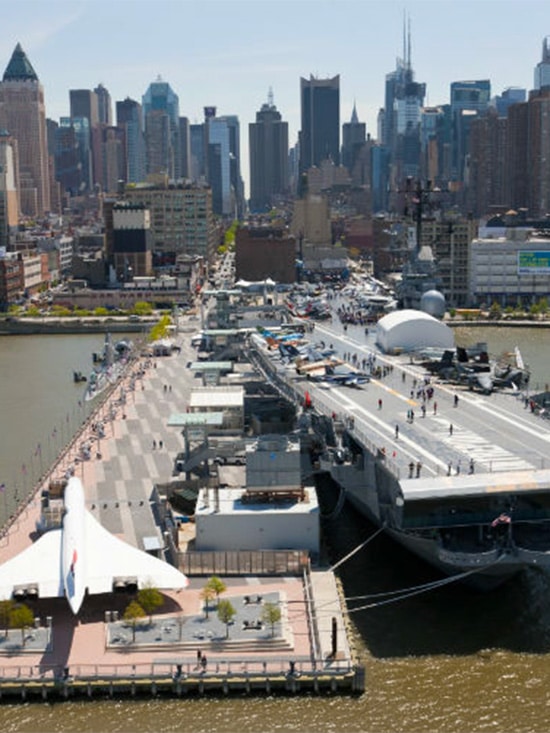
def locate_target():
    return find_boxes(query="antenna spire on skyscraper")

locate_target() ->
[268,86,274,107]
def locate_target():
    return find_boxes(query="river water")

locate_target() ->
[0,326,550,732]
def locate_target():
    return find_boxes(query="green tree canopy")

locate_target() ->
[200,586,215,619]
[137,586,163,625]
[123,600,146,642]
[132,301,153,316]
[217,599,236,638]
[261,601,282,638]
[0,599,14,637]
[149,315,171,342]
[206,575,226,604]
[9,603,34,646]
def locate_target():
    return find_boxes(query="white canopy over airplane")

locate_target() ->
[0,477,189,614]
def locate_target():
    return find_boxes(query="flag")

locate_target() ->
[491,513,511,528]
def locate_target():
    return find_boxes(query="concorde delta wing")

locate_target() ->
[0,529,64,602]
[83,511,189,596]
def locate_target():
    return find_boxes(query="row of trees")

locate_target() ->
[121,577,282,642]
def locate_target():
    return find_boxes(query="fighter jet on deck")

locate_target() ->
[0,477,189,614]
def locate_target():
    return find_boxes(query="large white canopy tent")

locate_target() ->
[376,310,454,354]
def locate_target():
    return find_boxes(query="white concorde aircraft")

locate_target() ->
[0,477,189,614]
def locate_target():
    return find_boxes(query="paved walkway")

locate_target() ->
[0,314,352,675]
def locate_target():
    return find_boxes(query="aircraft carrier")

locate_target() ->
[247,312,550,589]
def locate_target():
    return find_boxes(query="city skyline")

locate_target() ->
[3,0,550,195]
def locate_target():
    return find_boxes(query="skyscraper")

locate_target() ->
[222,114,244,218]
[0,131,18,249]
[142,77,180,179]
[299,75,340,173]
[534,37,550,91]
[206,112,232,216]
[69,88,99,189]
[94,83,112,126]
[249,90,289,212]
[341,103,366,174]
[69,89,99,128]
[0,43,50,216]
[116,97,146,183]
[449,79,490,181]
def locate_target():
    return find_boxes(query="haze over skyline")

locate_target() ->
[3,0,550,194]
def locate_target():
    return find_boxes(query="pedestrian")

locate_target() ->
[456,461,461,475]
[169,385,172,392]
[447,461,452,476]
[469,458,475,474]
[163,384,167,393]
[416,461,422,478]
[421,404,426,418]
[433,401,438,415]
[395,424,399,439]
[378,398,383,410]
[454,394,459,407]
[201,654,207,671]
[152,440,156,450]
[159,439,163,449]
[449,423,453,436]
[408,461,415,479]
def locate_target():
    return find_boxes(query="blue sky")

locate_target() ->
[2,0,549,193]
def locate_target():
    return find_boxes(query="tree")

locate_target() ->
[0,600,14,638]
[489,301,502,321]
[133,301,153,316]
[149,315,171,342]
[200,586,215,619]
[217,599,236,638]
[261,602,282,638]
[9,603,34,646]
[137,586,163,626]
[206,575,226,605]
[123,601,146,642]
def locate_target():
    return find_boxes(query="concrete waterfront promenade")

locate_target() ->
[0,315,361,699]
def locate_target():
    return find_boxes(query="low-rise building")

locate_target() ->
[469,228,550,307]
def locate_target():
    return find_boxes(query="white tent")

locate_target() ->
[376,309,454,354]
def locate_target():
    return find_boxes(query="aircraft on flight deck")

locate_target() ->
[0,477,189,614]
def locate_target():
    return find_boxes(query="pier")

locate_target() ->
[0,312,364,700]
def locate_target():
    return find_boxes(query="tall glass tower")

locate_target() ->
[249,90,289,212]
[299,75,340,174]
[116,97,145,183]
[0,43,50,216]
[142,77,180,179]
[534,37,550,91]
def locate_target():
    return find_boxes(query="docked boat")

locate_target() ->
[247,306,550,590]
[84,334,129,401]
